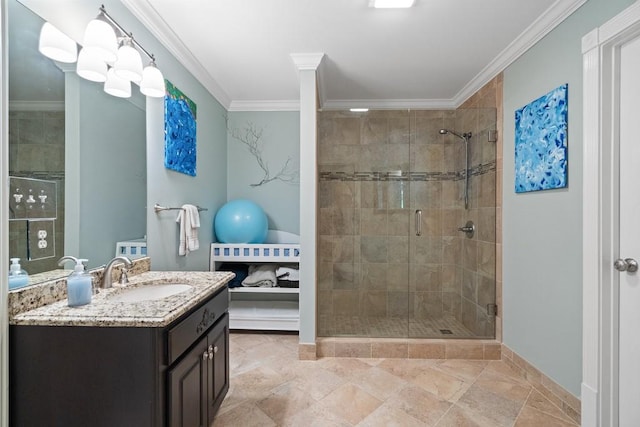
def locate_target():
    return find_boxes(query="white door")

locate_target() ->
[617,34,640,427]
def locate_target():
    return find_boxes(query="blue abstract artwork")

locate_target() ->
[514,83,568,193]
[164,80,197,176]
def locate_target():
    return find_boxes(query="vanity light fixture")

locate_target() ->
[39,5,166,98]
[38,22,78,63]
[76,48,108,82]
[81,12,119,64]
[371,0,415,8]
[104,68,131,98]
[113,37,143,82]
[140,61,166,97]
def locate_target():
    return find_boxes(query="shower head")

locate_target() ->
[439,129,471,141]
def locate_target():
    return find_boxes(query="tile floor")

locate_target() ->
[213,333,578,427]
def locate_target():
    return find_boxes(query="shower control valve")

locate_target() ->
[458,221,475,238]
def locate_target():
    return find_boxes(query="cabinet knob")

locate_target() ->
[214,346,218,354]
[208,344,214,360]
[202,351,208,360]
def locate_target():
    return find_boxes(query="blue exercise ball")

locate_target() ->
[214,199,268,243]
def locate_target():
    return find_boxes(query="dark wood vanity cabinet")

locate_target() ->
[168,313,229,427]
[10,286,229,427]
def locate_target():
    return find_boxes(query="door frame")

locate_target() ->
[582,2,640,426]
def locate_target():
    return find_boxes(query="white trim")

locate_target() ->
[228,100,300,112]
[120,0,232,109]
[582,2,640,426]
[290,53,325,71]
[322,98,455,110]
[294,55,322,345]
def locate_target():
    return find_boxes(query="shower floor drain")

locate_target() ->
[439,329,453,335]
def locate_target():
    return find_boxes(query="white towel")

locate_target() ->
[276,265,300,281]
[176,204,200,256]
[242,264,277,287]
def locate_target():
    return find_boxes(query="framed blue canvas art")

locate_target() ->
[514,83,568,193]
[164,80,197,176]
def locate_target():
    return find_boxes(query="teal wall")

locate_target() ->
[226,111,300,236]
[503,0,634,397]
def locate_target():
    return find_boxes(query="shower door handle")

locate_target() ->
[415,209,422,236]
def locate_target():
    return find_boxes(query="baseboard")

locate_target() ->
[298,343,316,360]
[502,344,581,425]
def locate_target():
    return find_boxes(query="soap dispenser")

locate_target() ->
[65,258,92,307]
[8,258,29,290]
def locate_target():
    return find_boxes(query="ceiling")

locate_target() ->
[122,0,586,111]
[16,0,587,111]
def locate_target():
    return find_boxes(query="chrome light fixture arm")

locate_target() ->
[98,4,156,63]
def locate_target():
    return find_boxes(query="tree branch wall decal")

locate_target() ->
[227,119,299,187]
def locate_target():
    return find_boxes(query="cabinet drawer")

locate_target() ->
[167,287,228,365]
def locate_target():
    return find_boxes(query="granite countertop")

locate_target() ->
[10,271,234,328]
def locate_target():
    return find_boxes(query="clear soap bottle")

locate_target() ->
[66,258,92,307]
[8,258,29,290]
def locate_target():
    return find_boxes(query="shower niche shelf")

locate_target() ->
[209,233,300,331]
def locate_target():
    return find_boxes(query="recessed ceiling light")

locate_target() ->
[371,0,415,9]
[350,108,369,112]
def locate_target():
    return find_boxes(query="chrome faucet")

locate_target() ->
[101,256,133,288]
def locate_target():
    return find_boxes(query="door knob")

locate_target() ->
[614,258,639,273]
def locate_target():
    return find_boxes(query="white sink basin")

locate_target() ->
[108,284,192,303]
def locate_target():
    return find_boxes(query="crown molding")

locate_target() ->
[452,0,588,107]
[9,101,65,111]
[228,100,301,112]
[290,53,325,71]
[120,0,232,109]
[322,98,456,110]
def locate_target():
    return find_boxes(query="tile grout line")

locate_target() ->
[510,388,534,427]
[433,357,486,426]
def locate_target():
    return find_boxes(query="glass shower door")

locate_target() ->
[316,110,412,337]
[408,108,497,338]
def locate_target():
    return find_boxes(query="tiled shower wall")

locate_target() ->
[8,110,65,273]
[317,108,496,338]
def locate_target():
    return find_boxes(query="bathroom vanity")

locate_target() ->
[9,271,233,427]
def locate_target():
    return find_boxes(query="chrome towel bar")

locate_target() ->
[153,203,208,213]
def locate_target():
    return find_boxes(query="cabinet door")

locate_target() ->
[168,336,208,427]
[207,314,230,426]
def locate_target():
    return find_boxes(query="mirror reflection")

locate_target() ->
[8,0,147,287]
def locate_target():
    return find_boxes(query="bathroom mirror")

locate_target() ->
[8,0,147,283]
